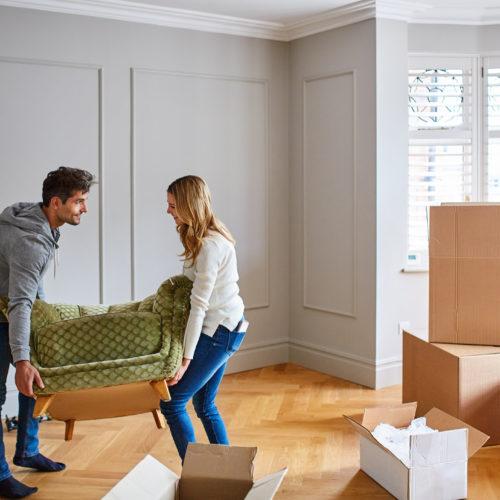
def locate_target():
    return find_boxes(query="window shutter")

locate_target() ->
[484,57,500,201]
[407,57,475,253]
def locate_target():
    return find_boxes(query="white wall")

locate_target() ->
[288,20,378,388]
[373,22,500,390]
[3,7,499,419]
[0,5,290,414]
[288,20,500,390]
[409,24,500,54]
[375,19,429,389]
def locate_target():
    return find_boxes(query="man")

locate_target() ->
[0,166,95,498]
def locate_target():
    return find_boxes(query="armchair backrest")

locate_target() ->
[0,275,193,372]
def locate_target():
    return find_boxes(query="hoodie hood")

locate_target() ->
[0,202,58,247]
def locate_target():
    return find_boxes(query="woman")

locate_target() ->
[161,175,246,461]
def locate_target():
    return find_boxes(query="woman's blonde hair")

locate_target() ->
[167,175,235,266]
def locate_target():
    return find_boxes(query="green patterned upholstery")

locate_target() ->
[0,275,192,395]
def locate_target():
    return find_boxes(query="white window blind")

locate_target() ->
[408,56,476,255]
[485,57,500,201]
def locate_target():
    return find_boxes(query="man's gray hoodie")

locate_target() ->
[0,202,59,363]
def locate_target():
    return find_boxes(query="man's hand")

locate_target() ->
[14,360,44,397]
[167,358,191,386]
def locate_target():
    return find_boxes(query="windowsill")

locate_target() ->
[400,266,429,273]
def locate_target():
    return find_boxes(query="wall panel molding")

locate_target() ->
[0,55,104,303]
[130,67,270,309]
[302,70,358,318]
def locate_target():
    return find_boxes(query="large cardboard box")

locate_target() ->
[102,443,287,500]
[429,204,500,346]
[402,330,500,445]
[345,402,488,500]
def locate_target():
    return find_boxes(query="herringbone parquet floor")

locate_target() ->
[3,363,500,499]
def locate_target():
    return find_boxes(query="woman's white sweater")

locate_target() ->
[182,230,244,359]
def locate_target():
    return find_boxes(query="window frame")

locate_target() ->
[405,53,495,269]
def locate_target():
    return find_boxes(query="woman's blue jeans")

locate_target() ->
[0,323,40,481]
[160,322,245,461]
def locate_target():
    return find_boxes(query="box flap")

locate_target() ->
[180,443,255,500]
[344,412,410,464]
[360,402,417,431]
[441,202,500,206]
[244,468,288,500]
[433,342,500,357]
[424,407,489,457]
[182,443,256,481]
[102,455,178,500]
[344,414,377,441]
[403,331,461,418]
[344,403,418,453]
[409,429,467,467]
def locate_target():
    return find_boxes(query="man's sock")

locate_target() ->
[0,476,38,498]
[13,453,66,472]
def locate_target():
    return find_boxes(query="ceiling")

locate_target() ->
[127,0,500,25]
[2,0,500,40]
[128,0,367,25]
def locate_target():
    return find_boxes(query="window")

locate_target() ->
[407,55,500,265]
[485,59,500,201]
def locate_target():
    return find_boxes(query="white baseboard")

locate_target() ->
[289,339,376,388]
[289,338,402,389]
[225,337,289,374]
[374,356,402,389]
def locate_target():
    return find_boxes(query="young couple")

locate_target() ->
[0,169,245,498]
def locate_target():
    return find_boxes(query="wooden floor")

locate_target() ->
[3,364,500,499]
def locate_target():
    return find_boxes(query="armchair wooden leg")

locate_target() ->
[151,409,166,429]
[150,380,170,402]
[65,420,75,441]
[33,394,55,418]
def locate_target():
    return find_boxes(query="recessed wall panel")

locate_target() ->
[132,69,268,307]
[303,72,356,317]
[0,58,101,304]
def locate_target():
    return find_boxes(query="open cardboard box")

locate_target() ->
[102,442,287,500]
[403,330,500,445]
[345,402,489,500]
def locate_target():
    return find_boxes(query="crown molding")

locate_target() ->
[0,0,381,41]
[284,0,375,40]
[1,0,499,42]
[376,0,432,21]
[410,6,500,26]
[0,0,289,40]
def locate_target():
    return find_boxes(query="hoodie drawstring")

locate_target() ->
[53,246,59,279]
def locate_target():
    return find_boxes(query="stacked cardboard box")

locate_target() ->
[403,204,500,446]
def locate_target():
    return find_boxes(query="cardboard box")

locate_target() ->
[102,443,287,500]
[345,402,488,500]
[402,330,500,445]
[429,204,500,346]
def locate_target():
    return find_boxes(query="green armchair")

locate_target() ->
[0,275,192,439]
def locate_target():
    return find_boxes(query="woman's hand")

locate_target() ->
[167,358,191,386]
